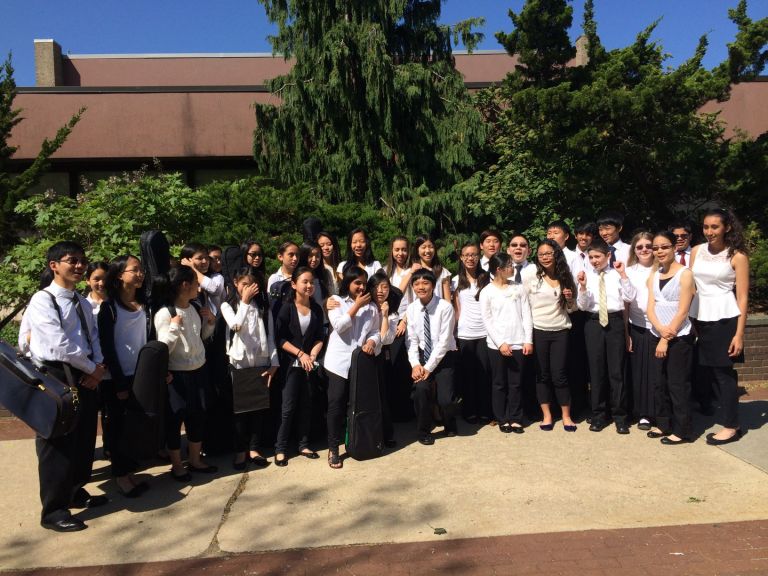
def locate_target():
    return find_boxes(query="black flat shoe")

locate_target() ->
[563,424,577,432]
[589,421,607,432]
[706,430,743,446]
[233,460,247,471]
[250,455,270,467]
[275,455,288,467]
[637,422,652,431]
[172,470,192,482]
[647,431,669,439]
[660,436,690,445]
[539,423,554,431]
[509,425,525,434]
[300,450,320,459]
[616,424,630,435]
[70,493,109,509]
[418,435,435,445]
[188,464,218,474]
[41,517,87,532]
[499,423,513,434]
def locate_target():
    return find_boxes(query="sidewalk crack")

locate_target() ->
[202,470,249,557]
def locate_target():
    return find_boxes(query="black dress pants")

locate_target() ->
[584,314,627,426]
[412,352,457,436]
[533,328,570,406]
[36,366,98,523]
[326,371,349,452]
[652,334,694,439]
[275,367,313,454]
[487,348,524,424]
[100,377,137,477]
[457,338,492,420]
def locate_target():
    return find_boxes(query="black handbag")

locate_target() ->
[230,366,270,414]
[0,340,79,438]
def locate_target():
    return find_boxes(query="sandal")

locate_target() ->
[328,451,343,469]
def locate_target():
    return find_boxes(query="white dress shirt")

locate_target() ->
[562,246,578,272]
[609,240,631,265]
[571,248,590,280]
[406,295,456,374]
[267,269,290,294]
[675,247,692,267]
[200,273,226,316]
[479,282,533,350]
[324,295,381,379]
[221,301,279,369]
[577,266,636,313]
[25,282,104,375]
[336,260,384,278]
[625,263,653,328]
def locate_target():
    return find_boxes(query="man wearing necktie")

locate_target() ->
[576,239,636,435]
[669,222,693,268]
[406,269,458,446]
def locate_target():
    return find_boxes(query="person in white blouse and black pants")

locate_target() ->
[406,269,459,445]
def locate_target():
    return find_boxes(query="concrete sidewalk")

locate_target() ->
[0,401,767,572]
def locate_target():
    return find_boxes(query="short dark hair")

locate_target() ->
[46,241,85,264]
[596,211,624,228]
[480,229,503,244]
[574,221,597,235]
[547,220,571,236]
[180,243,208,260]
[667,221,692,234]
[410,268,436,287]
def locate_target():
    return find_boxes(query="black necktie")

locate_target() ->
[72,294,94,360]
[609,246,617,266]
[514,264,522,284]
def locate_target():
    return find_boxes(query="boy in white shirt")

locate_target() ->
[597,211,630,266]
[406,269,458,445]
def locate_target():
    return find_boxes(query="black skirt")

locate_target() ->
[695,317,744,367]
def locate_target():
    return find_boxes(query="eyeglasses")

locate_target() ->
[123,268,144,275]
[673,233,690,239]
[247,252,263,258]
[508,243,528,248]
[461,253,479,259]
[652,244,674,251]
[635,244,652,250]
[58,257,89,267]
[538,252,555,257]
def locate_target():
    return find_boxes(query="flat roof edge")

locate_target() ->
[64,52,283,60]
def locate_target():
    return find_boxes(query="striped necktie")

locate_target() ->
[598,271,609,327]
[422,306,432,362]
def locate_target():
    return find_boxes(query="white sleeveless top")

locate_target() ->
[451,276,486,339]
[626,263,653,329]
[689,244,740,321]
[650,268,691,338]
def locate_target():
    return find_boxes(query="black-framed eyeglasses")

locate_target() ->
[673,233,690,239]
[58,257,89,267]
[247,252,263,258]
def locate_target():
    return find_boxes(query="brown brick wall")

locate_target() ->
[736,319,768,383]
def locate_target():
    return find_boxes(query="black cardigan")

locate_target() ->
[275,300,325,369]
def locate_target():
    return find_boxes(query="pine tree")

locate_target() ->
[0,55,83,250]
[253,1,486,205]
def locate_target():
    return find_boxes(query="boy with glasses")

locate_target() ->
[23,241,107,531]
[668,222,693,267]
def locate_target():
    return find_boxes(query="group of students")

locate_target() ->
[18,207,748,532]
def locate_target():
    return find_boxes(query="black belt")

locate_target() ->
[587,311,623,320]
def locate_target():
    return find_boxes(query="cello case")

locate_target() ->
[345,347,384,460]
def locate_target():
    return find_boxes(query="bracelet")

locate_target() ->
[297,350,304,359]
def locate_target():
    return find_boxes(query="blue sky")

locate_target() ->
[2,0,766,86]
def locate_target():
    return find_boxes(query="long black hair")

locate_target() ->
[84,261,109,295]
[476,253,513,301]
[534,239,576,309]
[367,271,402,314]
[151,264,196,307]
[412,234,444,280]
[341,228,375,273]
[455,242,489,293]
[338,266,368,298]
[240,240,267,275]
[316,231,341,270]
[105,254,147,307]
[299,241,330,299]
[227,266,269,313]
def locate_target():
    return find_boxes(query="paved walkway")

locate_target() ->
[0,392,766,575]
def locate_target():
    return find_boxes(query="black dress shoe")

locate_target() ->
[41,517,87,532]
[443,428,457,438]
[499,423,513,434]
[70,493,109,509]
[275,455,288,467]
[637,421,652,431]
[300,450,320,459]
[616,424,630,435]
[706,429,743,446]
[509,425,525,434]
[646,430,669,439]
[418,435,435,445]
[660,436,690,445]
[172,470,192,482]
[188,464,218,474]
[589,421,607,432]
[250,455,271,467]
[233,459,247,471]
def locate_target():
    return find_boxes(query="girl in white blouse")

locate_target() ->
[625,231,656,431]
[220,267,279,469]
[524,240,577,431]
[646,231,695,444]
[452,242,492,423]
[479,253,533,433]
[689,208,750,445]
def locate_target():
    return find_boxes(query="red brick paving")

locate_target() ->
[3,520,768,575]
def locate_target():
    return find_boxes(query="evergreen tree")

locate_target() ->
[471,0,768,236]
[253,1,486,205]
[0,55,83,250]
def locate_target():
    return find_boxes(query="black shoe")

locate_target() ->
[661,436,690,445]
[499,423,513,434]
[188,464,218,474]
[706,429,743,446]
[647,430,669,439]
[71,492,109,509]
[275,454,288,467]
[510,425,525,434]
[299,450,320,459]
[233,459,247,471]
[616,424,630,435]
[464,415,478,424]
[384,439,398,448]
[171,470,192,482]
[418,435,435,446]
[250,455,271,468]
[443,428,457,438]
[589,421,607,432]
[637,421,652,431]
[539,423,554,431]
[41,517,87,532]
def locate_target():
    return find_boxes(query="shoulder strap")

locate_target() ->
[42,290,64,325]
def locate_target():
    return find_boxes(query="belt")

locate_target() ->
[587,311,623,320]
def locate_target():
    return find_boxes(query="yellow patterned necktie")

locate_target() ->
[598,270,609,327]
